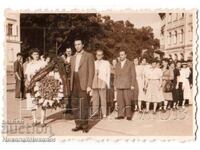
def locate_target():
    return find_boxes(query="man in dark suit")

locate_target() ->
[70,38,95,133]
[14,53,25,99]
[114,50,136,120]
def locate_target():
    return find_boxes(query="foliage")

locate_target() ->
[20,13,160,61]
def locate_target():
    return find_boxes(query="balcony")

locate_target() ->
[6,35,20,43]
[166,19,185,30]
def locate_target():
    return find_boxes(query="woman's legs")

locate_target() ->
[173,101,177,109]
[114,88,117,101]
[167,101,172,109]
[153,103,158,113]
[138,101,142,112]
[182,99,186,108]
[134,100,138,111]
[158,102,163,110]
[164,100,168,110]
[145,102,150,112]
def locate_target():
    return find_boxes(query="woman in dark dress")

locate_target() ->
[172,61,183,109]
[110,59,118,112]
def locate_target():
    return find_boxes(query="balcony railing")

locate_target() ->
[6,35,20,42]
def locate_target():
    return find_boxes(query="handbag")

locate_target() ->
[163,80,173,92]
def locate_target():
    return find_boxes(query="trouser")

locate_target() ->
[71,73,90,128]
[66,79,72,111]
[65,95,72,111]
[15,79,25,99]
[117,89,132,118]
[92,89,107,116]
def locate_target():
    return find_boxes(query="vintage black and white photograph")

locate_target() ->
[3,9,197,140]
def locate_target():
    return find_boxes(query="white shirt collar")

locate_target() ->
[96,59,103,62]
[76,50,84,56]
[120,59,126,63]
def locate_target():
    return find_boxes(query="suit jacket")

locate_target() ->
[114,59,136,89]
[92,60,111,89]
[61,55,71,77]
[70,51,95,91]
[173,68,180,86]
[14,60,24,80]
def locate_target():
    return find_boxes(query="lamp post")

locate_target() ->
[55,40,58,57]
[43,27,46,55]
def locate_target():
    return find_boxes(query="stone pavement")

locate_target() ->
[4,86,194,137]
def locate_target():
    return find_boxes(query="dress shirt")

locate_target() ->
[120,59,127,68]
[92,59,110,89]
[75,50,84,72]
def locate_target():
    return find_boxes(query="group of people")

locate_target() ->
[13,37,193,133]
[132,57,193,114]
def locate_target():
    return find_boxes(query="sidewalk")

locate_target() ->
[5,88,194,137]
[7,72,15,91]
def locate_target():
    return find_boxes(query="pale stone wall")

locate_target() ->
[5,11,21,71]
[160,13,193,61]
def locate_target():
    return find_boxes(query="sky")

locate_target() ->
[101,12,161,39]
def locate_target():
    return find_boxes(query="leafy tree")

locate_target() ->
[20,13,160,61]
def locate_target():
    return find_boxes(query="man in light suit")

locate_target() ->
[92,49,110,118]
[114,50,136,120]
[70,38,95,133]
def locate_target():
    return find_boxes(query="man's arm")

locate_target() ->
[131,62,136,89]
[14,61,21,80]
[113,64,118,88]
[106,61,111,89]
[87,53,95,89]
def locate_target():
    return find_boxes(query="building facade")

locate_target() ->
[5,11,21,71]
[159,13,193,61]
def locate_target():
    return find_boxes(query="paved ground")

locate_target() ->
[4,74,194,138]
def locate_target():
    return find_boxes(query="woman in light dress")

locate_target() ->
[133,58,139,111]
[179,61,191,108]
[144,59,163,114]
[111,59,118,111]
[134,57,146,112]
[24,48,47,126]
[25,49,68,127]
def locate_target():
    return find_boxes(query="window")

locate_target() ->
[181,13,185,18]
[168,32,172,45]
[175,13,178,20]
[7,23,13,36]
[12,25,18,36]
[161,25,165,35]
[190,26,193,41]
[174,31,177,44]
[168,13,172,23]
[173,13,178,21]
[180,29,184,43]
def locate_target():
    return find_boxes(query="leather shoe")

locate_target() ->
[127,117,132,121]
[72,126,83,132]
[115,116,124,120]
[82,127,89,133]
